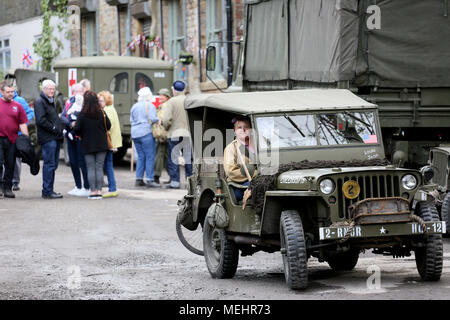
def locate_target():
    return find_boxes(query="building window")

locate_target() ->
[83,13,97,56]
[206,0,225,80]
[0,38,11,76]
[139,18,152,58]
[110,72,128,93]
[168,0,185,80]
[135,72,154,92]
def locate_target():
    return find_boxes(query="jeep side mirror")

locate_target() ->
[206,46,216,72]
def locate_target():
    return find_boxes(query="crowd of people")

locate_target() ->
[0,77,193,200]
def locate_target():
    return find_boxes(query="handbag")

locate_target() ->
[146,102,168,142]
[103,111,113,150]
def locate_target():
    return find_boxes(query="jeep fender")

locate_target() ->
[260,191,324,235]
[194,188,216,224]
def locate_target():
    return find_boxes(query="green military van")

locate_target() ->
[53,56,174,160]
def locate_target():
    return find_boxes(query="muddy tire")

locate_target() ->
[439,192,450,235]
[203,219,239,278]
[176,215,203,256]
[327,248,359,271]
[280,210,308,290]
[414,202,443,281]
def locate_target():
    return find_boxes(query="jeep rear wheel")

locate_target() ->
[414,202,443,281]
[203,219,239,278]
[280,210,308,290]
[439,192,450,235]
[327,248,359,271]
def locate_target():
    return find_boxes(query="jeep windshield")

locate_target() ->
[256,111,378,149]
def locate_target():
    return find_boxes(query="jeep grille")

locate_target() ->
[336,174,400,219]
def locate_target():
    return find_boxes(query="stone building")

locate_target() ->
[68,0,245,94]
[159,0,245,94]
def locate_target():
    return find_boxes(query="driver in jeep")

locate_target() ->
[223,116,258,203]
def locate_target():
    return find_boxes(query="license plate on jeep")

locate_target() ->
[319,221,446,240]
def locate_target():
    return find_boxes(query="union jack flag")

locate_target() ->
[22,49,33,68]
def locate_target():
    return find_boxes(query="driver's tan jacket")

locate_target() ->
[223,139,258,183]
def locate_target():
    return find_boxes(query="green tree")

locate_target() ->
[33,0,68,72]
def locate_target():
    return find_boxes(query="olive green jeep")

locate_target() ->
[176,89,445,290]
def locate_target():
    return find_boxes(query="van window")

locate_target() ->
[135,73,154,92]
[110,72,128,93]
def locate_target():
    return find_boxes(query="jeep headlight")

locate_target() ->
[320,179,335,195]
[401,174,417,190]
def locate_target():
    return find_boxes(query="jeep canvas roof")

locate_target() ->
[185,89,376,114]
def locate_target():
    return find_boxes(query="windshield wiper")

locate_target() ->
[284,113,305,137]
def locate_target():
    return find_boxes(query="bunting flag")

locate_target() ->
[121,34,208,65]
[22,49,34,68]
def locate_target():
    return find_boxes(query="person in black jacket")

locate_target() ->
[74,91,111,200]
[34,80,64,199]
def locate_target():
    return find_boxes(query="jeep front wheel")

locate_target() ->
[414,202,443,281]
[203,219,239,278]
[280,210,308,289]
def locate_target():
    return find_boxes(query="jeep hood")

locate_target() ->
[276,166,414,191]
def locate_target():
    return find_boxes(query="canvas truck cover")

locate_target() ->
[244,0,450,87]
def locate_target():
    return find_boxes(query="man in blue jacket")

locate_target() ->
[0,89,34,191]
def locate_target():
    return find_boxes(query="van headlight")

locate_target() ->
[320,179,335,195]
[401,174,417,190]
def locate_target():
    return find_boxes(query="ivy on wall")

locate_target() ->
[33,0,68,71]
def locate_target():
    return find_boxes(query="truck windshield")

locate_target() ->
[255,111,378,149]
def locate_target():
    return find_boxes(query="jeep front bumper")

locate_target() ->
[319,221,446,240]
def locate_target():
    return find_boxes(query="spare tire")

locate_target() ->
[439,192,450,235]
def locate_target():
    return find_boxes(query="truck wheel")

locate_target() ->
[414,202,443,281]
[203,219,239,278]
[280,210,308,289]
[327,248,359,271]
[439,192,450,235]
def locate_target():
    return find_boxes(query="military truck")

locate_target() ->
[53,56,174,161]
[176,89,445,290]
[207,0,450,168]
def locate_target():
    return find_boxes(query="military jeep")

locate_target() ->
[176,89,445,290]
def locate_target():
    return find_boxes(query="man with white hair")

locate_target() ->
[80,79,91,92]
[34,79,64,199]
